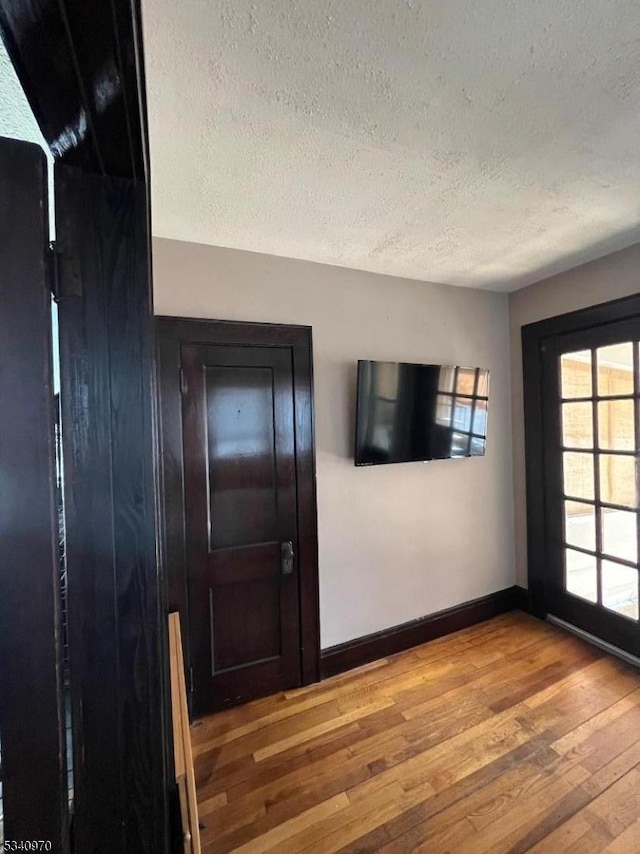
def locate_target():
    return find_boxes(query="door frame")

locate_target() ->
[156,317,321,701]
[522,293,640,621]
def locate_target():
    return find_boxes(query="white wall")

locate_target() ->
[509,243,640,587]
[153,238,515,648]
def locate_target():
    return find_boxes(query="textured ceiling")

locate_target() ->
[144,0,640,291]
[0,39,45,147]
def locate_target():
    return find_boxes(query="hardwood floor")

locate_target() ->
[192,612,640,853]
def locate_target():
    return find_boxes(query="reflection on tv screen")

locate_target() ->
[355,360,490,466]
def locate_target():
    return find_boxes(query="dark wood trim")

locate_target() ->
[321,586,525,679]
[513,584,531,613]
[522,320,548,619]
[0,137,69,850]
[0,0,147,178]
[56,165,167,852]
[522,293,640,341]
[156,316,321,703]
[522,293,640,623]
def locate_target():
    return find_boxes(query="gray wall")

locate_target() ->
[153,238,515,648]
[509,243,640,587]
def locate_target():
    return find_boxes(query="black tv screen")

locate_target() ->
[355,360,490,466]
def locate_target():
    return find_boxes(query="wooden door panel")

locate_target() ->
[210,541,280,585]
[212,577,281,670]
[211,658,288,706]
[206,364,278,549]
[210,541,283,673]
[182,342,301,712]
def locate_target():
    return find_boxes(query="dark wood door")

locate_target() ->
[540,317,640,656]
[182,342,303,711]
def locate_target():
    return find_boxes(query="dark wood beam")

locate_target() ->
[0,0,147,179]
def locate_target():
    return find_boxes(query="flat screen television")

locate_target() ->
[355,360,490,466]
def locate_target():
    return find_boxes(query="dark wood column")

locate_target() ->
[0,136,69,852]
[55,165,168,852]
[0,2,169,850]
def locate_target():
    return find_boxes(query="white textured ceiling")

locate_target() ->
[0,39,45,147]
[144,0,640,291]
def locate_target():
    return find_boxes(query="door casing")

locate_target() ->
[156,317,321,712]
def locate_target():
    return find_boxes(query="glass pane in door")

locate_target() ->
[601,509,637,563]
[602,560,638,620]
[561,350,592,398]
[562,402,593,449]
[563,452,595,500]
[565,550,597,603]
[597,343,634,396]
[599,455,637,507]
[598,399,635,451]
[564,501,596,551]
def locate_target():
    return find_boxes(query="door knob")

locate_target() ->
[281,541,294,575]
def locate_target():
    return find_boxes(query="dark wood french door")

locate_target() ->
[157,319,320,718]
[538,315,640,657]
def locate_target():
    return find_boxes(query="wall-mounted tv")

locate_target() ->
[355,360,490,466]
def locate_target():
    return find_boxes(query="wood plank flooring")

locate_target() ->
[192,611,640,853]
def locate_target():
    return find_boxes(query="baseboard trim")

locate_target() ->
[513,584,530,613]
[320,585,527,679]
